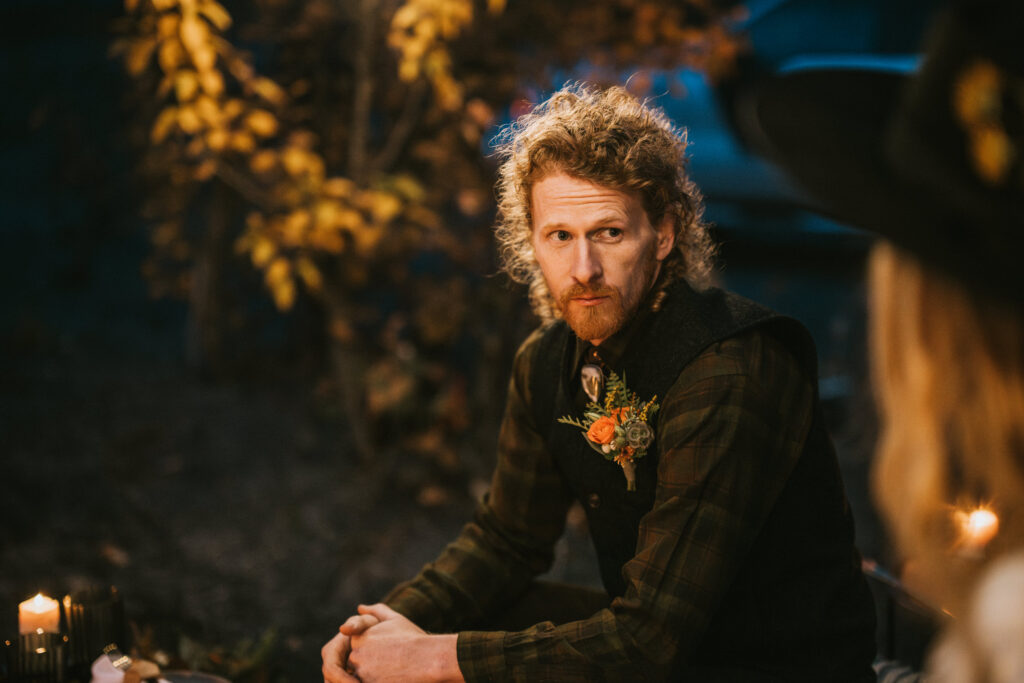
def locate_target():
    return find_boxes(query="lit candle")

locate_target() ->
[18,593,61,635]
[954,505,1000,555]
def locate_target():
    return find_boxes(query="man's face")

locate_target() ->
[530,172,676,345]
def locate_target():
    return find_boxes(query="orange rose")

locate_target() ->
[609,407,631,423]
[586,416,617,444]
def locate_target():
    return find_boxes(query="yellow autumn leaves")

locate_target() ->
[116,0,284,185]
[955,60,1018,186]
[118,0,449,312]
[389,0,506,110]
[236,173,437,310]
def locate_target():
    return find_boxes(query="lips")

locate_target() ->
[571,295,609,306]
[562,285,615,303]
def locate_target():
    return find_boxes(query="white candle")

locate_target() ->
[18,593,61,635]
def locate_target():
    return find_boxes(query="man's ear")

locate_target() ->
[654,215,676,261]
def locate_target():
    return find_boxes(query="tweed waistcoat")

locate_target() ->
[532,279,793,595]
[529,279,876,677]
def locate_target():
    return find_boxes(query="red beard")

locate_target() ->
[556,284,627,343]
[552,241,661,343]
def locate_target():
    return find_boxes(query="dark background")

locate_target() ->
[1,0,941,679]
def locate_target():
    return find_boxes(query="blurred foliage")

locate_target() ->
[176,630,277,683]
[112,0,747,473]
[133,623,278,682]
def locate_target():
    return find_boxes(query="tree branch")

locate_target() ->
[369,78,428,176]
[213,162,280,211]
[347,0,378,184]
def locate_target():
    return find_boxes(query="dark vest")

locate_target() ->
[530,280,876,681]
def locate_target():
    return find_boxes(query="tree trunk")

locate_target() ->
[321,286,374,462]
[186,180,232,378]
[346,0,378,184]
[329,0,378,460]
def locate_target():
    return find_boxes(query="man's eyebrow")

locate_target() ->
[537,212,628,229]
[534,220,569,232]
[586,214,629,229]
[592,213,627,224]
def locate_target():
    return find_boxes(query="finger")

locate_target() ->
[357,602,404,621]
[323,665,360,683]
[321,633,360,683]
[322,664,360,683]
[338,613,380,635]
[338,615,360,636]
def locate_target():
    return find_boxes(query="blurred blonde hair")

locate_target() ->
[492,83,716,320]
[869,241,1024,613]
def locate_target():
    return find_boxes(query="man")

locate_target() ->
[322,84,876,682]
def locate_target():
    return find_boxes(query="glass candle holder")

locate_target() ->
[62,587,125,681]
[4,633,67,683]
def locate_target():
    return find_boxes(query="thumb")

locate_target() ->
[357,603,404,621]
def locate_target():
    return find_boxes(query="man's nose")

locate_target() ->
[571,240,603,284]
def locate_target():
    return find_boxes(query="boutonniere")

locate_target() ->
[558,372,659,491]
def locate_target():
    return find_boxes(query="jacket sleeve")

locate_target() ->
[384,328,575,633]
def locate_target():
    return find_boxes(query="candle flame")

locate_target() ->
[953,504,1000,552]
[25,593,58,614]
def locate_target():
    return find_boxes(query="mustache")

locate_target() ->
[559,284,617,304]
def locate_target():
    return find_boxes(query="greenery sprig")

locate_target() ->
[559,371,659,491]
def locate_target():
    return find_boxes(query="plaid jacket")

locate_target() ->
[385,280,875,681]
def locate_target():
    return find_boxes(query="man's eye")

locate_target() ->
[553,230,571,241]
[605,228,623,238]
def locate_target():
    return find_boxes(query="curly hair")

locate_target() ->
[492,83,716,320]
[870,242,1024,617]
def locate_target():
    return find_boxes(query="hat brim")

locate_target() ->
[755,69,937,247]
[753,67,1016,306]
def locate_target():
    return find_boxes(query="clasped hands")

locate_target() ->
[321,603,463,683]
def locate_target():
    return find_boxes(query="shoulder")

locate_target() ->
[510,321,565,409]
[675,326,806,387]
[653,327,817,473]
[662,326,813,422]
[511,320,565,375]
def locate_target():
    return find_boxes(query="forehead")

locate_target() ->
[530,173,644,226]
